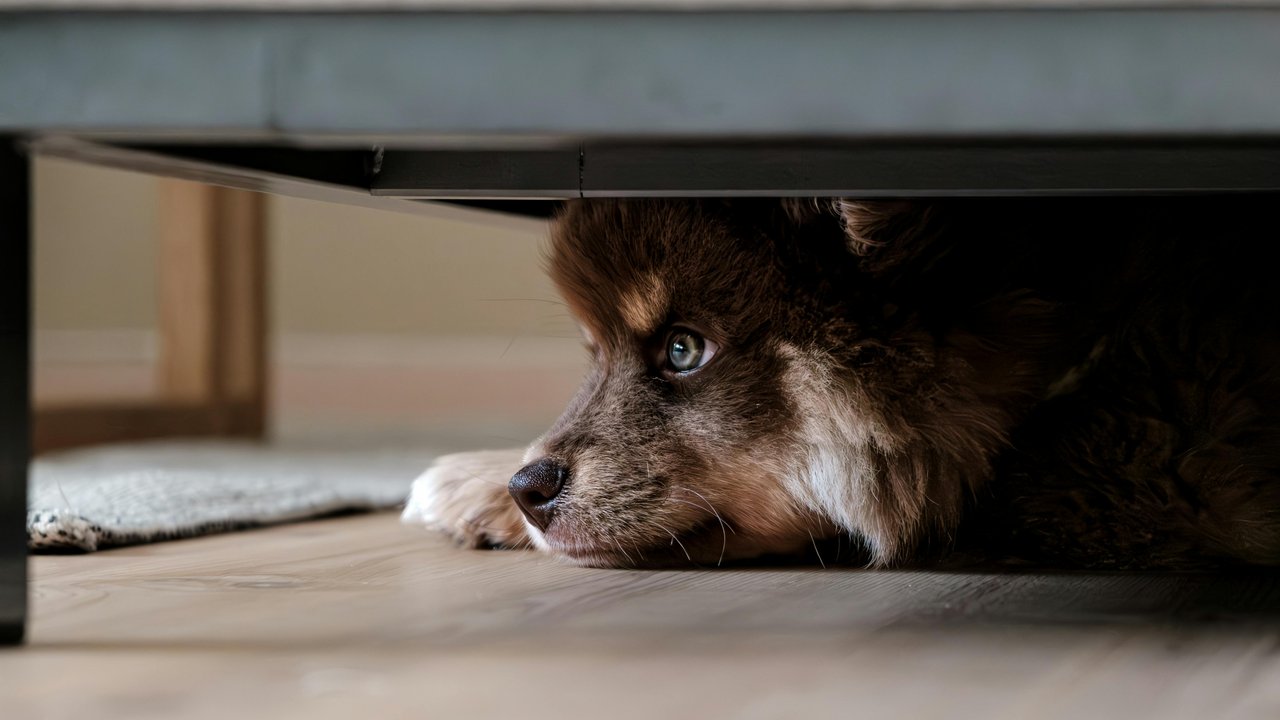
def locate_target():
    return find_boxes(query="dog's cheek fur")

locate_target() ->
[776,343,892,560]
[775,201,1071,565]
[661,353,840,559]
[780,337,1025,566]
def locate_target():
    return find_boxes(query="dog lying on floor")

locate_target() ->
[404,198,1280,570]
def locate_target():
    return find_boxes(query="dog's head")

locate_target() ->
[510,199,1056,567]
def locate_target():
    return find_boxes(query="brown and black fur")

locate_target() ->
[408,197,1280,570]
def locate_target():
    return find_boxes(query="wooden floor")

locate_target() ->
[5,513,1280,719]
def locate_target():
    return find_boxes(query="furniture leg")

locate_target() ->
[0,137,30,645]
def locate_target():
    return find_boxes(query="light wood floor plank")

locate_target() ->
[4,513,1280,719]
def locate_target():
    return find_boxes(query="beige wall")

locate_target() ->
[269,195,563,338]
[34,157,569,340]
[34,157,160,331]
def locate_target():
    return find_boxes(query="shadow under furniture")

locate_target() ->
[5,3,1280,644]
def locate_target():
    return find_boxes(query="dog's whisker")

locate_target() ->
[675,486,736,538]
[610,536,635,566]
[808,529,827,570]
[478,297,570,309]
[533,314,578,326]
[667,497,715,515]
[655,522,693,563]
[673,486,729,565]
[671,486,714,512]
[458,468,510,488]
[686,488,737,535]
[476,435,533,445]
[490,301,583,362]
[458,518,520,535]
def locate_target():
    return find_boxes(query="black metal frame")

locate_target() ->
[380,141,1280,197]
[37,137,1280,205]
[0,137,30,646]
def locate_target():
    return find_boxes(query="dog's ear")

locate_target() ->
[834,200,934,257]
[783,199,939,270]
[778,198,838,227]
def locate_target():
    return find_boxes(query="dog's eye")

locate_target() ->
[665,330,717,374]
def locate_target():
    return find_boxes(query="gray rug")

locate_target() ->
[28,440,432,552]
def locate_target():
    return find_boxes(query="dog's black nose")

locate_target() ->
[509,458,568,531]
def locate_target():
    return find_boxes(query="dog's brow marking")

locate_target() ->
[617,274,666,332]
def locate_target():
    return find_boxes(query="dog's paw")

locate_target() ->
[402,449,530,549]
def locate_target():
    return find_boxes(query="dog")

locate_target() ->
[404,198,1280,570]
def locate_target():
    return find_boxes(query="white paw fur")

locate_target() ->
[402,449,531,549]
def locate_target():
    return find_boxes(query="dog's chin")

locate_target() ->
[530,517,808,569]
